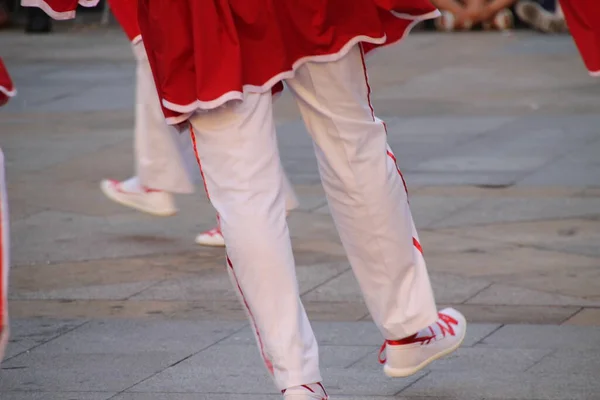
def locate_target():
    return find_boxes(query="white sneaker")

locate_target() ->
[282,383,328,400]
[379,307,467,377]
[100,177,177,217]
[194,226,225,247]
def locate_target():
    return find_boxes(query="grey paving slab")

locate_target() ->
[518,137,600,187]
[478,324,600,349]
[0,352,180,392]
[0,393,116,400]
[25,319,245,355]
[400,195,480,229]
[2,128,129,173]
[432,197,600,228]
[402,370,600,400]
[403,171,524,187]
[114,395,282,400]
[132,263,348,301]
[189,343,376,370]
[466,283,600,307]
[220,322,501,348]
[4,319,87,360]
[11,281,157,301]
[527,349,600,375]
[10,210,212,265]
[428,273,491,304]
[130,358,424,396]
[385,116,516,136]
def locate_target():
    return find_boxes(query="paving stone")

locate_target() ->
[562,308,600,326]
[0,353,180,392]
[424,245,599,279]
[499,267,600,299]
[429,273,491,304]
[24,319,244,355]
[191,343,376,370]
[405,195,480,229]
[0,393,116,400]
[220,322,500,348]
[131,358,424,396]
[4,319,86,360]
[432,197,600,228]
[478,324,600,349]
[519,138,600,187]
[401,370,600,400]
[449,304,581,325]
[11,281,157,301]
[527,349,600,375]
[436,218,600,258]
[10,210,213,265]
[466,284,599,307]
[115,395,281,400]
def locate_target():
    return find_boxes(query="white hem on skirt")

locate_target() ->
[0,86,16,98]
[163,9,441,125]
[21,0,100,20]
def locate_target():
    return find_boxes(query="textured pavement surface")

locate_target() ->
[0,24,599,399]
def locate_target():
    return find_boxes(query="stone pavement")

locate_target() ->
[0,25,599,399]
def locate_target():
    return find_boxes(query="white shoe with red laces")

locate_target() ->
[379,307,466,378]
[282,383,328,400]
[100,177,177,217]
[194,225,225,247]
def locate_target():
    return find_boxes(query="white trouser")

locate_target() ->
[132,41,300,211]
[0,148,9,362]
[133,42,197,193]
[189,44,437,390]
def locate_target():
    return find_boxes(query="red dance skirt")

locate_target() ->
[20,0,439,124]
[107,0,141,43]
[138,0,439,123]
[560,0,600,76]
[0,58,15,106]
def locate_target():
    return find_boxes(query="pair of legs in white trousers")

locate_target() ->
[189,44,440,390]
[102,42,298,246]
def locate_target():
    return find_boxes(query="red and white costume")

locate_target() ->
[24,1,469,396]
[0,57,15,362]
[560,0,600,76]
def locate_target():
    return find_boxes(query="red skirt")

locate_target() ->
[137,0,439,124]
[108,0,141,43]
[560,0,600,76]
[0,58,15,106]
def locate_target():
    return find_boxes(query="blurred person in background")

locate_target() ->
[515,0,566,33]
[431,0,566,32]
[18,0,299,247]
[0,57,15,362]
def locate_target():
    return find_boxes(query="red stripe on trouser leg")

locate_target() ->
[359,47,375,121]
[386,150,409,197]
[226,256,274,375]
[413,237,423,255]
[386,151,423,256]
[189,126,211,200]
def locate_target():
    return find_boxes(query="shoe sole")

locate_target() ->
[383,320,467,378]
[100,181,177,217]
[194,238,226,247]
